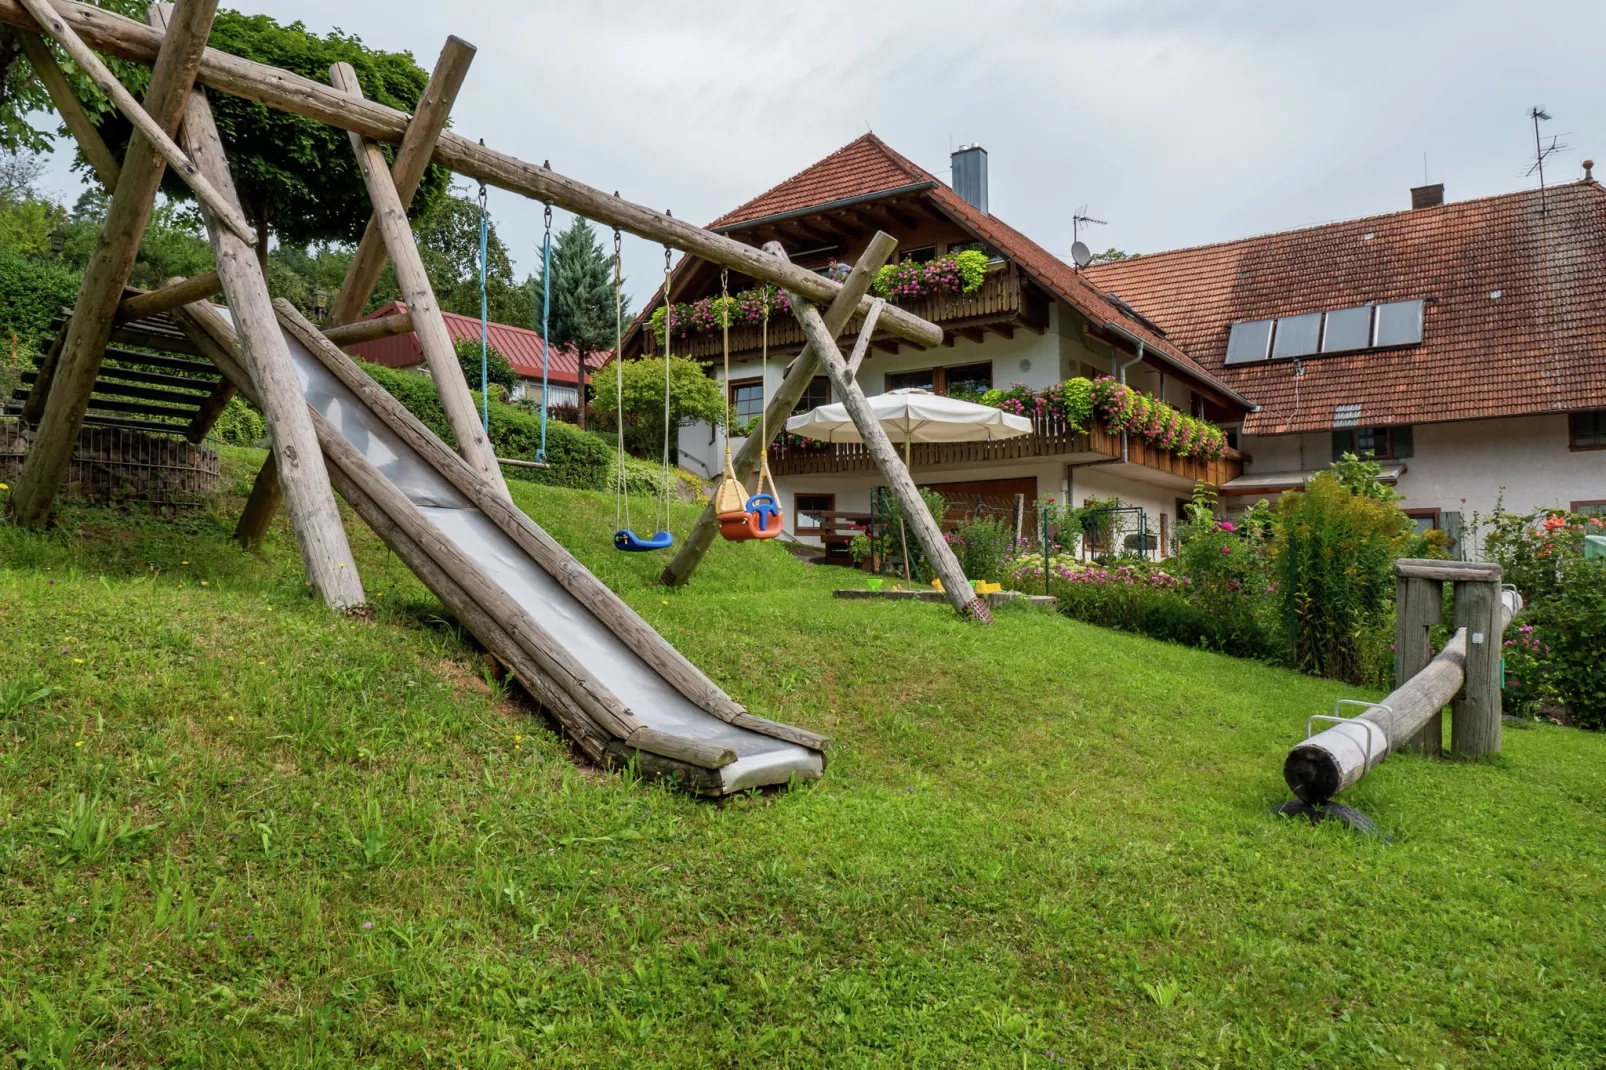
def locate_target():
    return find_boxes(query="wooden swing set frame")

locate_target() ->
[0,0,993,622]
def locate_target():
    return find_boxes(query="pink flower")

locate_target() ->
[1220,546,1232,555]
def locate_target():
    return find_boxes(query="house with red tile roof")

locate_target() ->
[620,134,1252,555]
[1085,172,1606,545]
[345,301,597,410]
[620,134,1605,557]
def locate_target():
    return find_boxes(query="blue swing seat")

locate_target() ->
[614,529,674,553]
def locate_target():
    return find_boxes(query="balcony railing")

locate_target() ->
[639,265,1035,361]
[767,411,1245,488]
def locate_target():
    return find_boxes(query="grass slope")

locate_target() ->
[1,448,1603,1067]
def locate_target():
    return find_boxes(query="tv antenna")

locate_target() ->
[1073,205,1107,246]
[1526,107,1569,216]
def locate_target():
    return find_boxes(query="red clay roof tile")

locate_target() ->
[345,301,594,383]
[1084,181,1606,434]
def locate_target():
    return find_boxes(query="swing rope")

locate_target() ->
[477,177,490,434]
[536,203,552,464]
[713,267,746,516]
[755,298,777,503]
[659,244,673,536]
[613,227,630,536]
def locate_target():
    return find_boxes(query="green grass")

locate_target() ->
[1,447,1604,1067]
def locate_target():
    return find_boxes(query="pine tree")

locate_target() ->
[531,216,628,429]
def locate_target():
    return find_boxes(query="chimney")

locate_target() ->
[951,144,988,214]
[1410,183,1445,209]
[1585,159,1596,182]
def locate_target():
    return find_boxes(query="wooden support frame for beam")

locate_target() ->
[845,298,884,378]
[115,270,221,324]
[659,234,896,589]
[174,72,364,610]
[8,0,218,528]
[17,32,121,190]
[329,60,506,498]
[1395,575,1444,756]
[784,264,992,624]
[320,311,413,348]
[0,0,944,352]
[234,452,279,547]
[326,36,474,328]
[16,0,254,243]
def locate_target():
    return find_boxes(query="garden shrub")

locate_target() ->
[358,361,667,497]
[872,486,949,582]
[0,249,80,359]
[452,337,516,393]
[1485,507,1606,726]
[1271,458,1414,685]
[948,514,1015,584]
[212,395,266,447]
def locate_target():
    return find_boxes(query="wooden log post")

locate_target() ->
[15,0,254,243]
[234,452,279,547]
[17,32,121,190]
[328,60,506,499]
[0,0,944,353]
[1395,574,1445,755]
[325,36,474,329]
[1451,577,1503,760]
[1283,560,1516,803]
[660,233,897,588]
[6,0,218,528]
[174,79,365,610]
[781,278,989,625]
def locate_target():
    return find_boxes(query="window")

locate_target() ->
[792,376,830,415]
[900,246,937,263]
[1570,411,1606,450]
[1271,312,1322,358]
[795,494,835,533]
[1225,319,1274,365]
[1373,299,1424,347]
[1322,305,1374,352]
[728,377,764,425]
[1404,509,1440,537]
[1572,500,1606,516]
[886,368,935,393]
[1333,425,1412,461]
[946,362,993,396]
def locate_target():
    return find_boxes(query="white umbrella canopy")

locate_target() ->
[784,388,1032,446]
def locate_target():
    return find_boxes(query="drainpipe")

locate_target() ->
[1102,322,1146,464]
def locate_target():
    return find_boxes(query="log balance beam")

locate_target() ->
[1282,560,1521,807]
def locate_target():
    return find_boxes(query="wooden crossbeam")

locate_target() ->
[16,0,254,244]
[7,0,219,528]
[115,271,221,324]
[321,311,413,348]
[184,377,236,443]
[326,37,474,329]
[779,245,992,624]
[17,32,121,189]
[330,60,506,498]
[174,64,364,610]
[660,235,895,589]
[0,0,944,351]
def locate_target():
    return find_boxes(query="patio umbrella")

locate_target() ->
[784,388,1032,456]
[784,389,1032,580]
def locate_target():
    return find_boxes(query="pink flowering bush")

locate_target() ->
[1089,376,1229,460]
[650,285,791,345]
[871,250,989,301]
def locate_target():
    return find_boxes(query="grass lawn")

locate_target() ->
[1,447,1604,1067]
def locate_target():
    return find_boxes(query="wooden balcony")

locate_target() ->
[767,412,1245,489]
[639,264,1045,361]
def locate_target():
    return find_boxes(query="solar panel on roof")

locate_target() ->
[1225,319,1274,365]
[1373,300,1424,347]
[1321,305,1373,353]
[1271,313,1322,358]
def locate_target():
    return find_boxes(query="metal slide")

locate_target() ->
[278,324,825,793]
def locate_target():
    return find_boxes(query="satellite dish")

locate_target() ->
[1071,241,1093,268]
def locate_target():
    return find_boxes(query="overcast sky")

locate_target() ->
[30,0,1606,308]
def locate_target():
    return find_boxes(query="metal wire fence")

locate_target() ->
[0,419,222,510]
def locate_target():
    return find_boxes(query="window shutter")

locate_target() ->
[1331,430,1355,462]
[1442,510,1463,559]
[1393,425,1414,459]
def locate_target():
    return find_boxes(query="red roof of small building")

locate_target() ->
[1084,180,1606,434]
[344,302,595,383]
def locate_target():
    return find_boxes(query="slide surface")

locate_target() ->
[278,325,824,793]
